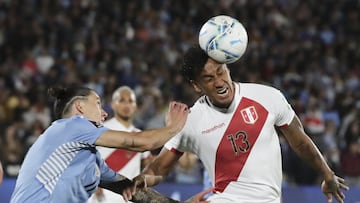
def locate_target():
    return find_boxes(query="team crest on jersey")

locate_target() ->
[240,106,258,124]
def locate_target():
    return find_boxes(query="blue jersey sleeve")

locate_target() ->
[67,116,109,144]
[96,152,120,182]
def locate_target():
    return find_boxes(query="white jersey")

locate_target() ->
[165,83,295,203]
[90,118,151,203]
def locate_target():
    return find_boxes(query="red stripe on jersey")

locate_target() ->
[105,149,138,172]
[214,97,268,192]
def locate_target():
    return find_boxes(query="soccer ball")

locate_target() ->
[199,15,248,64]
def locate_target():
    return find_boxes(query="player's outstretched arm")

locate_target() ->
[280,115,349,203]
[95,101,189,151]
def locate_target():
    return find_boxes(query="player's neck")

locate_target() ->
[115,116,133,128]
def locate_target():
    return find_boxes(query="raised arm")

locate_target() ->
[95,101,188,151]
[279,115,349,203]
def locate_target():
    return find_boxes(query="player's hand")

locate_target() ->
[321,175,349,203]
[183,188,213,203]
[165,101,189,134]
[122,175,147,202]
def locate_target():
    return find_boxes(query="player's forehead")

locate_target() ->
[115,90,136,101]
[88,91,101,101]
[200,59,226,76]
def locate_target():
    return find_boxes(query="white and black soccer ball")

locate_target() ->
[199,15,248,64]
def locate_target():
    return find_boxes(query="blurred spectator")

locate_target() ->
[174,152,203,184]
[22,97,51,129]
[322,120,341,173]
[338,102,360,149]
[340,138,360,187]
[2,119,26,177]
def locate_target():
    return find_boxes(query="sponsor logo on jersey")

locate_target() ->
[240,106,258,124]
[201,123,225,134]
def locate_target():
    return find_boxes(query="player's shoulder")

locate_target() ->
[240,82,282,97]
[241,82,279,91]
[191,95,208,110]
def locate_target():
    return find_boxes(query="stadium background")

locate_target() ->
[0,0,359,202]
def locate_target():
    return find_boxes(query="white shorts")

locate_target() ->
[207,192,281,203]
[89,189,133,203]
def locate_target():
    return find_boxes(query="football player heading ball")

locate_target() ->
[128,44,349,203]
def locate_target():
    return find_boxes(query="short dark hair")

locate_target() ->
[48,86,93,119]
[182,45,209,83]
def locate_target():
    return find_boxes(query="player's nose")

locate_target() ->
[102,109,108,119]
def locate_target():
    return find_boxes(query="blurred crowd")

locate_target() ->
[0,0,359,186]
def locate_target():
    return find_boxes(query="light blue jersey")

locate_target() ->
[11,116,120,203]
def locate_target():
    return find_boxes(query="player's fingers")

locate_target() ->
[170,102,187,115]
[325,193,332,203]
[339,182,350,190]
[334,192,344,203]
[169,101,176,111]
[175,102,186,111]
[122,191,129,202]
[336,189,345,201]
[337,177,345,182]
[143,175,148,192]
[179,104,189,114]
[123,187,134,202]
[196,188,213,199]
[122,190,128,202]
[131,179,140,195]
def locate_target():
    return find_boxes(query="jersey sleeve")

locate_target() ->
[96,152,120,182]
[164,131,188,153]
[141,151,152,159]
[272,89,295,127]
[69,116,109,144]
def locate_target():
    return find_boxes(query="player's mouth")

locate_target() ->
[216,87,230,98]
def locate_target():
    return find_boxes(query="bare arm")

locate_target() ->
[142,148,183,186]
[280,115,334,180]
[280,115,349,203]
[95,127,178,152]
[95,102,189,151]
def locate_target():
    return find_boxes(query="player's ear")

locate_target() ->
[191,81,202,93]
[74,100,84,114]
[110,100,117,110]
